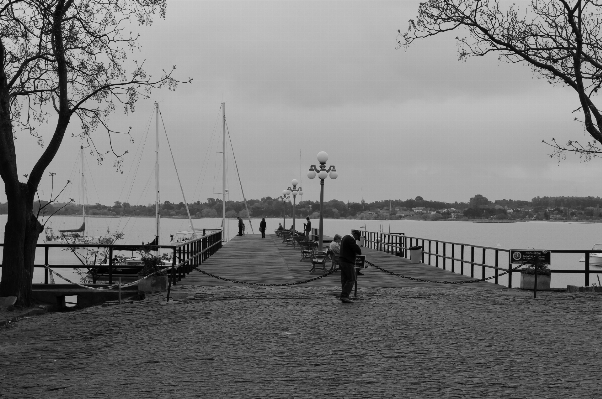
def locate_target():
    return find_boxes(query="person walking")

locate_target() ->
[304,217,312,240]
[260,218,267,238]
[338,230,362,303]
[237,217,244,236]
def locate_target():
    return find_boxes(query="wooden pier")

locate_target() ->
[179,234,503,290]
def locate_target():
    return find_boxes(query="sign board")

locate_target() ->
[509,249,550,265]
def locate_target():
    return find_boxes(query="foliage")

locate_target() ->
[0,0,188,303]
[520,263,552,276]
[138,252,171,277]
[401,0,602,160]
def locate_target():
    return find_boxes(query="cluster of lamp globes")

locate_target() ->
[282,151,338,198]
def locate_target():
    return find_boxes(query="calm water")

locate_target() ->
[0,215,600,288]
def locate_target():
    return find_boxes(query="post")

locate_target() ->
[482,248,486,281]
[585,250,590,286]
[118,277,122,304]
[155,103,160,250]
[494,250,499,285]
[461,245,465,275]
[222,102,226,239]
[108,246,114,285]
[44,246,49,284]
[508,252,513,288]
[442,243,446,270]
[318,178,325,251]
[470,246,475,278]
[451,244,455,273]
[292,195,296,234]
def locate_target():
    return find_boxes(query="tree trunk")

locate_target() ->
[0,183,43,306]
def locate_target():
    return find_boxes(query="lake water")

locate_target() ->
[0,215,600,288]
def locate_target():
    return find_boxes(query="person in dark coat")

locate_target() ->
[304,217,311,239]
[259,218,267,238]
[338,230,362,303]
[238,217,244,236]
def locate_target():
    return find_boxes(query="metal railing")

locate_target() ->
[0,230,223,287]
[362,231,602,287]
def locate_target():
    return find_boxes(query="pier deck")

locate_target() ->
[181,234,503,290]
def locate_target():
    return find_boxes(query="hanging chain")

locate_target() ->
[365,260,524,284]
[193,266,336,286]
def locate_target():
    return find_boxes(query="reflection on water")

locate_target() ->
[0,216,600,288]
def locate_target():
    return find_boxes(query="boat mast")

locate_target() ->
[222,102,226,240]
[81,145,85,237]
[155,102,160,247]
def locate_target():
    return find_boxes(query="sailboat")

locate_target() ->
[44,146,115,244]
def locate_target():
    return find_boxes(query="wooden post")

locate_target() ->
[482,248,486,281]
[451,244,455,273]
[508,251,513,288]
[470,246,475,278]
[461,245,465,275]
[108,246,114,285]
[442,243,446,270]
[44,246,49,284]
[585,251,590,286]
[494,250,499,285]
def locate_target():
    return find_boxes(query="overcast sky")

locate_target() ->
[8,0,600,206]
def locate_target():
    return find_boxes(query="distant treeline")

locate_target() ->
[2,195,601,220]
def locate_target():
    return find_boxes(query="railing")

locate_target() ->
[0,230,223,287]
[362,231,602,288]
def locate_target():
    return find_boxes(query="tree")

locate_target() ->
[469,194,490,209]
[401,0,602,159]
[0,0,186,305]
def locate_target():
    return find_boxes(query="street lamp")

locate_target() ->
[284,179,303,234]
[307,151,338,250]
[279,191,290,229]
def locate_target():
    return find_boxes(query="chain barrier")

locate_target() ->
[42,265,173,291]
[366,259,525,284]
[193,266,336,286]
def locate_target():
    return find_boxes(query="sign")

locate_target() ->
[509,249,550,264]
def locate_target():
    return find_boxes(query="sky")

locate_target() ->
[7,0,601,207]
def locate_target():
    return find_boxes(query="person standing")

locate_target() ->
[304,217,312,239]
[260,218,267,238]
[237,217,244,236]
[338,230,362,303]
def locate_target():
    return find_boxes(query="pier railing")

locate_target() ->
[0,230,223,287]
[362,231,602,288]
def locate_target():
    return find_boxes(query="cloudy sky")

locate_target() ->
[8,0,600,207]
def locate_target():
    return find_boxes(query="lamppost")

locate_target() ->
[279,191,290,229]
[307,151,338,250]
[284,179,303,233]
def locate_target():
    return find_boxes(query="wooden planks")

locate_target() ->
[179,234,503,290]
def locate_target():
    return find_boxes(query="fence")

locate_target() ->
[362,231,602,288]
[0,230,223,287]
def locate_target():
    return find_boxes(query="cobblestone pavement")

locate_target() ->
[1,285,602,398]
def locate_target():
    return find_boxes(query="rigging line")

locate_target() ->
[158,108,196,234]
[193,104,221,201]
[225,120,254,234]
[82,151,110,231]
[114,111,154,233]
[117,169,154,235]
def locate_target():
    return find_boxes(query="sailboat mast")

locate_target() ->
[155,102,160,246]
[222,102,226,239]
[81,145,85,237]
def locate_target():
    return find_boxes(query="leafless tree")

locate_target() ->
[0,0,188,305]
[401,0,602,160]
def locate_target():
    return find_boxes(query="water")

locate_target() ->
[0,215,600,288]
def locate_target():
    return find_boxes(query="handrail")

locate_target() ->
[361,230,602,287]
[0,230,223,287]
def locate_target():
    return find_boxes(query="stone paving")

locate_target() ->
[2,234,602,397]
[2,284,602,398]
